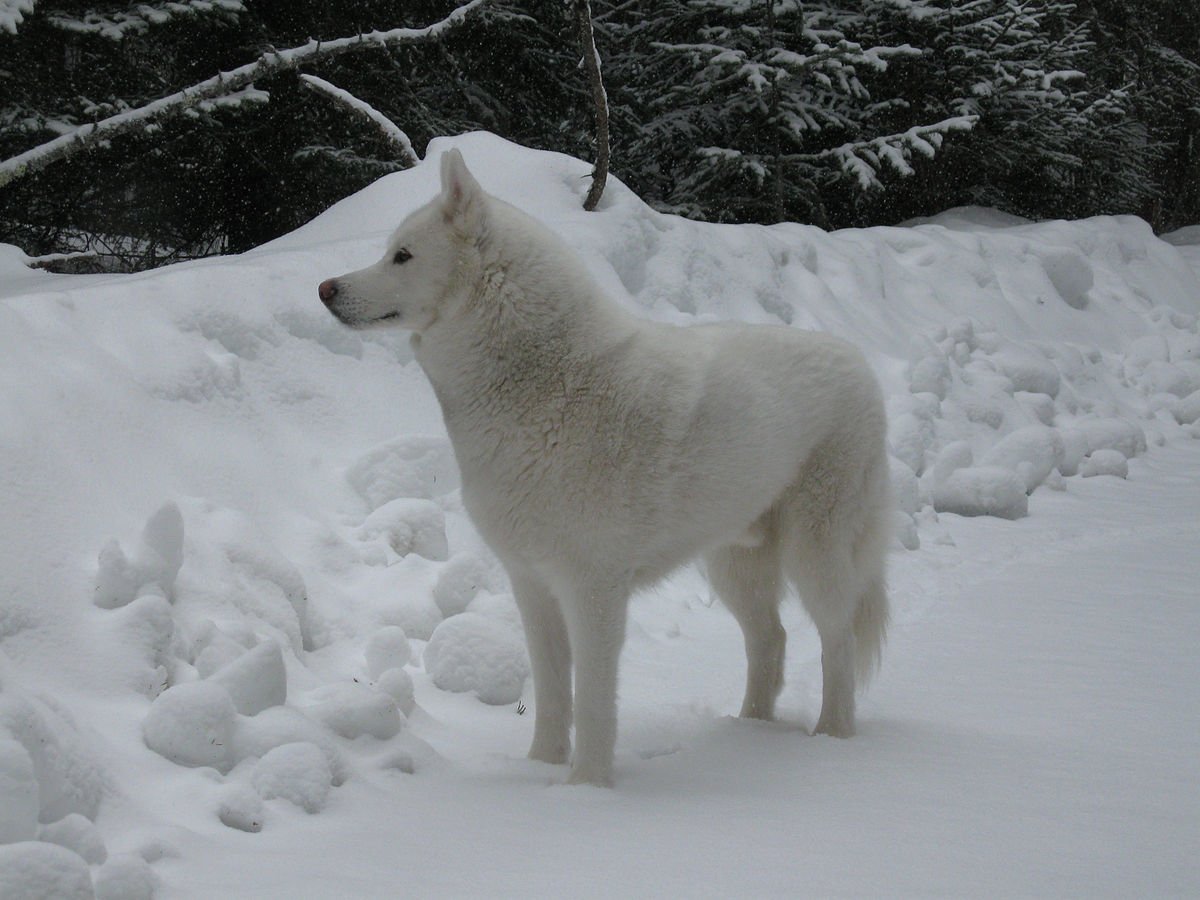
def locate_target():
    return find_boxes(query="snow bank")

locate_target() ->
[0,131,1197,893]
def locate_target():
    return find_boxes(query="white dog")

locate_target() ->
[319,150,891,786]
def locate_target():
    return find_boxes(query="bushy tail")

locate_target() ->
[853,468,891,688]
[854,575,889,688]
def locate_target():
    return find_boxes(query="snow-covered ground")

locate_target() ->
[1,132,1197,897]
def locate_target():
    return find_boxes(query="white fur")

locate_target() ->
[320,150,892,786]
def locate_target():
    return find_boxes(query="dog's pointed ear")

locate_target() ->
[439,149,483,231]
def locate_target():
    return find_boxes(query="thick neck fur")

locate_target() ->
[413,199,636,417]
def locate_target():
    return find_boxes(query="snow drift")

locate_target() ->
[0,132,1197,896]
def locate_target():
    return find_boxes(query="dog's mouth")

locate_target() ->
[328,307,401,330]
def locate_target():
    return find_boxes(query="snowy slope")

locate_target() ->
[0,132,1198,897]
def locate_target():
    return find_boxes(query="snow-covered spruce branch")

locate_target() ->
[300,75,419,168]
[787,115,980,191]
[46,0,244,40]
[0,0,488,189]
[0,0,36,34]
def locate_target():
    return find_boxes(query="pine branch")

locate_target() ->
[0,0,36,34]
[786,115,980,191]
[0,0,488,189]
[46,1,245,40]
[300,75,419,167]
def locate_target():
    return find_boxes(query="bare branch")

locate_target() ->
[0,0,488,189]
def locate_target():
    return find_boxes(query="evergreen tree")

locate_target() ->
[0,1,584,268]
[606,0,974,226]
[1077,0,1200,230]
[861,0,1156,223]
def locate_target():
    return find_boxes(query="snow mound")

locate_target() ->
[94,501,183,610]
[251,742,333,814]
[364,626,412,678]
[374,668,416,716]
[424,612,530,705]
[36,814,107,865]
[302,682,403,740]
[207,640,288,716]
[1080,449,1129,479]
[0,738,38,843]
[93,854,157,900]
[359,499,448,562]
[346,435,458,510]
[217,783,265,833]
[142,681,237,772]
[932,466,1029,519]
[0,841,94,900]
[979,426,1064,493]
[1173,390,1200,425]
[433,552,508,618]
[1069,418,1146,460]
[0,695,106,824]
[229,706,347,786]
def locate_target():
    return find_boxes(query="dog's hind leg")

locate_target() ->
[787,512,889,738]
[511,570,572,765]
[788,538,860,738]
[706,512,786,721]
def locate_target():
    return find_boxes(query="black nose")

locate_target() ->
[318,279,339,304]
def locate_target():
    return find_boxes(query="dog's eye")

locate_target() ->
[392,248,412,265]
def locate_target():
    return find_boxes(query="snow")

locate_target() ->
[207,640,287,716]
[0,739,38,843]
[0,841,94,900]
[0,131,1198,895]
[423,611,530,706]
[1080,448,1129,479]
[215,783,264,833]
[932,465,1029,519]
[363,626,411,678]
[358,498,448,561]
[93,501,183,610]
[93,853,158,900]
[250,743,332,814]
[373,667,416,716]
[300,682,402,741]
[142,682,238,771]
[35,814,106,865]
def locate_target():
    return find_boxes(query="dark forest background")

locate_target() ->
[1,0,1197,272]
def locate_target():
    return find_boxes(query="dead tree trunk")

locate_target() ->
[572,0,610,211]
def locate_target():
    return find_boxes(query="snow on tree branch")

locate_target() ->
[300,75,419,168]
[0,0,488,189]
[46,1,245,40]
[813,115,979,191]
[0,0,35,34]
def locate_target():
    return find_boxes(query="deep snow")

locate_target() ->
[0,132,1198,897]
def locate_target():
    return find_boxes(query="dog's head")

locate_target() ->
[318,149,484,332]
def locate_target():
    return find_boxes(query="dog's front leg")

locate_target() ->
[562,579,630,786]
[511,570,573,765]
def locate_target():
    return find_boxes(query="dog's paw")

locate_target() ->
[565,763,613,788]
